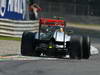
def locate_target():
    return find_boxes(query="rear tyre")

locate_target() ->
[70,35,83,59]
[82,36,90,59]
[21,31,36,56]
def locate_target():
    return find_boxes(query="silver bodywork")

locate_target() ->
[35,31,71,42]
[53,31,71,42]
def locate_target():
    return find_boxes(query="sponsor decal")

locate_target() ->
[0,0,26,20]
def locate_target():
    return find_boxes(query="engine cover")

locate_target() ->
[53,31,71,42]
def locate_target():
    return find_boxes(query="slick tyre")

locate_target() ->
[21,31,36,56]
[82,36,90,59]
[70,35,83,59]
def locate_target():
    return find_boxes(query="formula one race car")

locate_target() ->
[21,18,90,59]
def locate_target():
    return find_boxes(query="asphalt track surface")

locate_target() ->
[0,27,100,75]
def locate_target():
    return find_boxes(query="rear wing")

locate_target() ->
[39,18,65,26]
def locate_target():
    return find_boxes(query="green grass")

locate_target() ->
[0,36,21,41]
